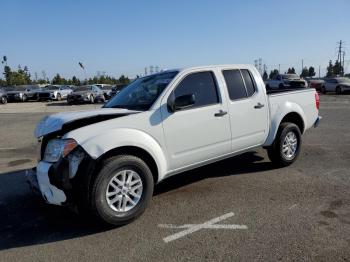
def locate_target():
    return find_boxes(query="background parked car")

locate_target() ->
[67,85,105,104]
[0,88,7,104]
[37,85,73,101]
[321,77,350,94]
[306,78,325,91]
[266,74,308,90]
[97,85,113,100]
[5,86,40,102]
[109,84,127,98]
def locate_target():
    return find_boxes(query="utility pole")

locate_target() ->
[337,40,344,76]
[301,59,304,74]
[144,67,148,76]
[318,65,321,78]
[278,64,280,73]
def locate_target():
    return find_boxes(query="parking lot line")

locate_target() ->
[159,212,248,243]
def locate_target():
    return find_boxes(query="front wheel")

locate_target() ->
[267,122,302,167]
[90,95,95,104]
[90,155,154,226]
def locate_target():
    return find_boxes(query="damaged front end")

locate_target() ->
[27,136,92,206]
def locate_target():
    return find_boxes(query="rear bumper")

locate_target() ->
[314,116,322,128]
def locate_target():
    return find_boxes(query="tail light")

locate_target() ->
[315,92,320,110]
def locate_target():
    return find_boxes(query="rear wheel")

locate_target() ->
[1,96,7,104]
[90,155,154,226]
[267,122,301,167]
[336,86,342,95]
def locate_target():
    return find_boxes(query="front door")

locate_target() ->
[161,71,232,171]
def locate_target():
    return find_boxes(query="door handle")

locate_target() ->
[214,110,227,117]
[254,103,265,109]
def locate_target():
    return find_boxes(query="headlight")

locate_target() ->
[43,139,77,162]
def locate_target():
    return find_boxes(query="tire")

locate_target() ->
[22,94,27,102]
[321,86,326,94]
[90,95,95,104]
[90,155,154,226]
[267,122,302,167]
[336,86,342,95]
[1,96,7,104]
[57,93,62,101]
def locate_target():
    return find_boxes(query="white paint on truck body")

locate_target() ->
[35,64,320,196]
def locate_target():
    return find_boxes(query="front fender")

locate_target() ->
[264,101,306,146]
[65,128,168,181]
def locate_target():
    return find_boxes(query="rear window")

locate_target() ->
[241,69,256,97]
[222,70,247,100]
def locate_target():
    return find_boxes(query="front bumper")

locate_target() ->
[27,161,67,205]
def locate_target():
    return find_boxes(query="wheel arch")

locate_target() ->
[264,105,306,147]
[95,146,159,184]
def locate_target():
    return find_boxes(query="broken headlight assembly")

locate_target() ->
[43,139,77,162]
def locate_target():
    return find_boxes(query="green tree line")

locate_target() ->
[0,65,130,86]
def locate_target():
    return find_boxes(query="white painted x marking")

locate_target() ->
[158,212,248,243]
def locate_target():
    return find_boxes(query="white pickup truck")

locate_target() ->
[28,64,321,225]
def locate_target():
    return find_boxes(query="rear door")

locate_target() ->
[221,68,269,152]
[161,70,232,171]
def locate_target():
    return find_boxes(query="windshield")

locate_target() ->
[282,74,299,80]
[338,78,350,83]
[5,86,30,91]
[74,86,91,92]
[47,86,59,90]
[104,71,179,111]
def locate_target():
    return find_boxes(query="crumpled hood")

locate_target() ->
[34,108,140,138]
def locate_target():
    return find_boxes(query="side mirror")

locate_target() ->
[167,93,195,112]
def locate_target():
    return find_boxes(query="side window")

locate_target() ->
[241,69,256,97]
[222,70,247,100]
[174,71,219,109]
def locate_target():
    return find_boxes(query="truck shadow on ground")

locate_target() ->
[0,151,277,251]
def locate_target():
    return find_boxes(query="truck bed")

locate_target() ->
[266,87,308,95]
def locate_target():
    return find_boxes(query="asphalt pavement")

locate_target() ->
[0,96,349,261]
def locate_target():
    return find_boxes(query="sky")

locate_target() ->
[0,0,349,79]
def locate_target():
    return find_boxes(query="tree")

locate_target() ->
[71,76,80,86]
[262,71,268,81]
[333,60,343,76]
[269,69,279,79]
[3,65,12,85]
[326,60,334,77]
[300,67,309,78]
[286,67,296,74]
[118,75,130,84]
[308,66,316,77]
[52,73,66,85]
